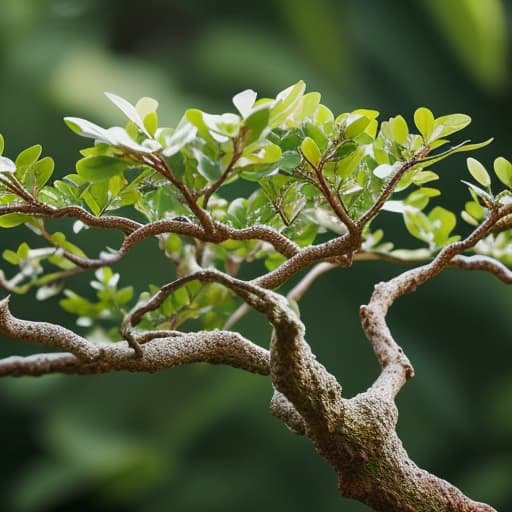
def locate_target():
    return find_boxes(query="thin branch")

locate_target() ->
[449,254,512,283]
[223,262,336,330]
[144,153,216,233]
[301,151,358,233]
[201,136,243,207]
[253,232,359,289]
[0,203,141,234]
[54,217,300,270]
[357,151,426,227]
[287,262,337,301]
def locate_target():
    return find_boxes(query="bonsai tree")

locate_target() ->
[1,81,510,512]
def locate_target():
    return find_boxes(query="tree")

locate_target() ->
[1,81,510,512]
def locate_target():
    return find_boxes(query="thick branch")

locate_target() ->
[0,334,269,377]
[0,296,101,361]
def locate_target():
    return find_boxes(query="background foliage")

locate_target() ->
[0,1,511,510]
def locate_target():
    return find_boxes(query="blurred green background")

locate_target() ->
[1,0,511,510]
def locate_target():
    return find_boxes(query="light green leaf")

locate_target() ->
[461,210,479,226]
[0,134,4,155]
[434,113,471,137]
[0,213,30,228]
[300,137,321,167]
[403,208,433,243]
[429,206,458,246]
[269,81,306,127]
[301,92,321,119]
[467,157,491,187]
[143,112,158,137]
[419,138,493,166]
[33,157,55,191]
[243,107,270,144]
[2,249,18,265]
[390,115,409,145]
[414,107,434,141]
[16,145,42,168]
[345,115,370,139]
[238,142,282,167]
[493,157,512,188]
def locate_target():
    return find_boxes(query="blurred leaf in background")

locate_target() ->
[0,1,511,511]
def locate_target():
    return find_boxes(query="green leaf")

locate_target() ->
[345,115,370,139]
[410,171,439,185]
[15,145,42,168]
[414,107,434,141]
[300,137,321,167]
[467,157,491,187]
[420,138,493,166]
[278,151,301,171]
[143,112,158,137]
[0,133,4,155]
[429,206,458,246]
[493,157,512,188]
[405,187,441,210]
[243,107,270,144]
[434,113,471,137]
[2,249,18,265]
[238,143,282,167]
[0,213,30,228]
[269,81,306,127]
[82,181,109,216]
[33,157,55,191]
[403,208,433,244]
[465,200,485,220]
[192,150,223,181]
[76,156,129,182]
[390,115,409,145]
[301,92,321,119]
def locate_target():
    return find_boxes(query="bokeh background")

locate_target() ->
[1,0,511,510]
